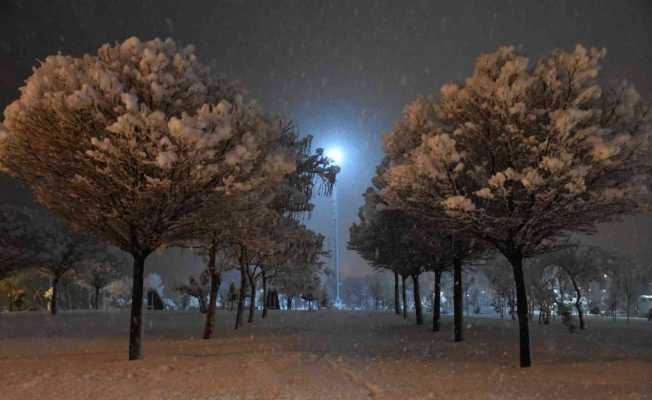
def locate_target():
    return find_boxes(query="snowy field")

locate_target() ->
[1,310,650,400]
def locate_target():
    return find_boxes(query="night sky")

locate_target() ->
[1,0,651,286]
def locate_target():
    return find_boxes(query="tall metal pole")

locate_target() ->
[333,185,342,308]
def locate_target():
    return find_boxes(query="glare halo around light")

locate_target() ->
[326,147,344,165]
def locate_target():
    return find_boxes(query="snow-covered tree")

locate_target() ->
[173,195,237,337]
[350,180,483,336]
[540,245,603,329]
[217,202,279,328]
[383,45,651,367]
[0,37,296,359]
[172,116,336,337]
[81,253,126,309]
[267,131,339,215]
[349,186,448,325]
[348,187,400,313]
[176,271,209,313]
[367,274,387,310]
[225,281,238,311]
[523,259,557,324]
[256,218,326,318]
[271,230,327,312]
[12,210,103,315]
[211,188,328,326]
[106,276,133,307]
[144,272,165,296]
[485,261,516,319]
[601,253,652,321]
[1,207,104,313]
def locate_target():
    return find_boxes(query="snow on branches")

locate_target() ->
[381,44,651,368]
[0,37,296,256]
[383,44,651,258]
[0,36,302,359]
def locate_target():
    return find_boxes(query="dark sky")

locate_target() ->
[1,0,651,286]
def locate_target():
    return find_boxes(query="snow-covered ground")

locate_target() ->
[0,310,650,399]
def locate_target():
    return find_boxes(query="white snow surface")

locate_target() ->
[0,310,650,399]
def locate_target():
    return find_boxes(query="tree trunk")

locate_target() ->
[433,270,441,332]
[394,270,400,315]
[412,274,423,325]
[65,281,72,311]
[538,305,543,324]
[128,253,147,360]
[94,286,101,310]
[198,295,208,313]
[50,275,59,315]
[248,276,256,323]
[203,248,221,339]
[262,271,268,318]
[286,295,293,310]
[570,277,585,330]
[235,263,246,330]
[453,258,463,342]
[508,252,532,368]
[401,275,408,319]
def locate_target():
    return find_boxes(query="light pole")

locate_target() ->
[326,147,343,309]
[332,184,342,309]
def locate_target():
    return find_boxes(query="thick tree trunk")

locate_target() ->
[203,248,221,339]
[262,271,268,319]
[412,274,423,325]
[433,270,441,332]
[570,278,585,330]
[394,270,400,315]
[50,275,59,315]
[401,275,408,319]
[508,252,532,368]
[453,258,463,342]
[128,254,147,360]
[235,263,246,330]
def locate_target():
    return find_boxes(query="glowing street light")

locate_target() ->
[326,147,343,165]
[326,147,344,309]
